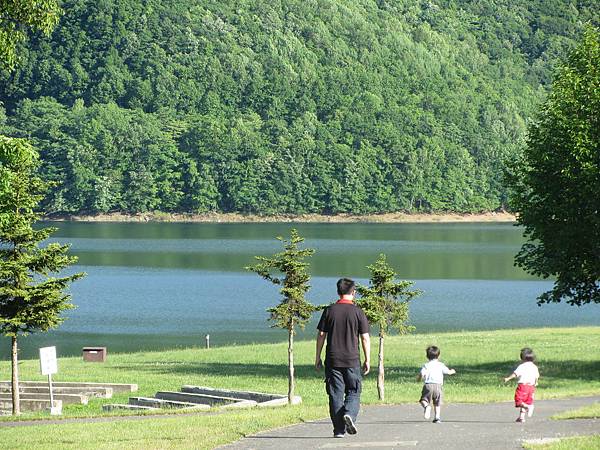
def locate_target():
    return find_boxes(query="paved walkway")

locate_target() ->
[221,396,600,449]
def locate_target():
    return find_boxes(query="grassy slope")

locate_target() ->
[0,327,599,449]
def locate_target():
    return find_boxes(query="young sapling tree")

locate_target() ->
[246,228,315,403]
[357,254,421,401]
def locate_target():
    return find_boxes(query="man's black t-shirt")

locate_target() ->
[317,302,370,368]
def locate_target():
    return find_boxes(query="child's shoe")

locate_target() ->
[515,417,525,423]
[432,418,441,423]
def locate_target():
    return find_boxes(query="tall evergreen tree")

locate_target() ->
[356,254,421,401]
[246,229,314,404]
[0,137,84,415]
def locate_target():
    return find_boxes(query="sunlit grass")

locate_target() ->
[523,435,600,450]
[552,402,600,420]
[0,327,598,449]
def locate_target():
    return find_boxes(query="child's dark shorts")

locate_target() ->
[420,383,443,406]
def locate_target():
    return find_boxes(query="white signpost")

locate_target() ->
[39,346,60,415]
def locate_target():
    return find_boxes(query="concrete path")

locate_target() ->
[221,396,600,449]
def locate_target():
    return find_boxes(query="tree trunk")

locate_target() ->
[377,329,385,401]
[11,335,20,415]
[288,326,295,404]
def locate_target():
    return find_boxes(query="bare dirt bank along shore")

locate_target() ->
[46,211,516,223]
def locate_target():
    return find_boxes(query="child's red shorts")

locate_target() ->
[514,384,535,407]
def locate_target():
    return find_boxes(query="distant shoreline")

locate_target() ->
[44,211,517,223]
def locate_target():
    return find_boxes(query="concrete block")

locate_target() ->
[181,386,301,406]
[0,398,62,414]
[155,391,255,407]
[0,381,137,394]
[257,396,302,407]
[0,393,88,405]
[0,385,113,398]
[129,397,210,410]
[181,385,281,403]
[102,404,156,411]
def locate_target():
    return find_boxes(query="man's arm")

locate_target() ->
[360,332,370,375]
[315,331,326,370]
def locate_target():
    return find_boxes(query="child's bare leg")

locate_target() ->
[517,405,527,422]
[434,404,441,421]
[420,400,431,419]
[527,403,535,417]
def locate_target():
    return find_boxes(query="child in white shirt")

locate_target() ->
[504,347,540,422]
[417,345,456,423]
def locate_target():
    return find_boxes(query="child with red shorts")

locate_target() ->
[504,348,539,422]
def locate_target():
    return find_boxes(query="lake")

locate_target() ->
[5,222,599,359]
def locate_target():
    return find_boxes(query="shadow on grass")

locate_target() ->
[109,359,600,384]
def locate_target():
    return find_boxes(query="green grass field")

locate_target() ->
[553,402,600,420]
[523,435,600,449]
[0,327,599,449]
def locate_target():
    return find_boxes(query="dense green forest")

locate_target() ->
[0,0,597,215]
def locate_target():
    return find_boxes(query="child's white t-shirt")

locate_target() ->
[514,361,539,385]
[421,359,451,384]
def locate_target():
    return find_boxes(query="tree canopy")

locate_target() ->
[507,25,600,306]
[0,0,61,70]
[1,0,598,215]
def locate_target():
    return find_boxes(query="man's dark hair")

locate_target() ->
[520,347,535,362]
[426,346,440,360]
[337,278,356,296]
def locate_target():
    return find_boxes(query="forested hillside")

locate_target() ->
[1,0,597,215]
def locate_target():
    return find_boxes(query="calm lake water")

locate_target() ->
[5,222,600,359]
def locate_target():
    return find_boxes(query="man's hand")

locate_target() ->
[315,358,323,371]
[362,360,370,375]
[315,331,326,372]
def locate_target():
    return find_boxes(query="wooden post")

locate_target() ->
[377,329,385,401]
[11,335,20,415]
[205,334,210,349]
[288,325,295,404]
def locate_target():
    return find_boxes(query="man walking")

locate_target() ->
[316,278,370,438]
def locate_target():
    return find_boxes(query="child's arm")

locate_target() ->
[442,364,456,376]
[504,372,516,383]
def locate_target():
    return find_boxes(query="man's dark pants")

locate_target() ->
[325,365,362,434]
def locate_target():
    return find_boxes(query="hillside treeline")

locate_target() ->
[1,0,597,214]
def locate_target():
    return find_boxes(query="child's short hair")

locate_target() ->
[520,347,535,362]
[426,346,440,360]
[337,278,356,296]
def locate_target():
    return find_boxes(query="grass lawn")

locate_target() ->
[0,327,599,449]
[552,402,600,420]
[523,435,600,449]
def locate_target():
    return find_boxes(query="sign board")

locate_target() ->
[39,346,58,375]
